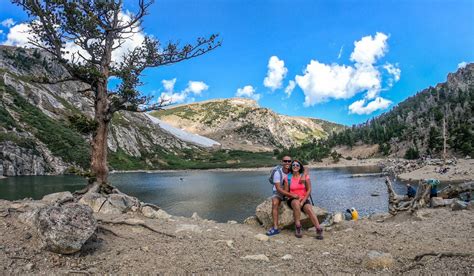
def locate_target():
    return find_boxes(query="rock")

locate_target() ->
[141,206,171,220]
[333,212,343,224]
[175,224,202,233]
[241,254,269,262]
[41,192,73,204]
[33,203,97,254]
[281,254,293,260]
[78,192,107,213]
[254,233,269,242]
[106,193,138,213]
[243,216,261,226]
[23,232,32,240]
[452,200,470,211]
[363,250,394,270]
[25,263,34,271]
[255,198,328,229]
[191,212,201,220]
[431,197,446,208]
[215,239,234,249]
[443,198,454,205]
[79,192,139,214]
[227,220,238,224]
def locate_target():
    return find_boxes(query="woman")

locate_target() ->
[284,160,323,239]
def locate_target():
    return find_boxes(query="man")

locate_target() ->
[266,155,299,236]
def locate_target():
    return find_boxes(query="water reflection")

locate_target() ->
[0,167,408,222]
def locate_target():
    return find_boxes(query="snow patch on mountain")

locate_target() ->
[145,113,220,148]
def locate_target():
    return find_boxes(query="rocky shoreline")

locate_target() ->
[0,191,473,274]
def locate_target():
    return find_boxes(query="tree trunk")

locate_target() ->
[90,81,110,188]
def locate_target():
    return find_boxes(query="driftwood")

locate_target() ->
[385,177,473,215]
[385,177,431,214]
[438,182,473,198]
[414,252,474,262]
[97,219,176,238]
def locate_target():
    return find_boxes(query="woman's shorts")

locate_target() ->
[287,198,311,211]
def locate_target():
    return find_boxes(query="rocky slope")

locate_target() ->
[151,98,343,152]
[0,46,210,176]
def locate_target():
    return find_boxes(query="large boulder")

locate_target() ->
[34,203,97,254]
[255,198,328,229]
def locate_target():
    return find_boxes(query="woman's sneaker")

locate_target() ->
[295,225,303,238]
[316,227,324,240]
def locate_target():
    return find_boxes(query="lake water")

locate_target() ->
[0,167,408,222]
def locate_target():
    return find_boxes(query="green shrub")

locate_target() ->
[404,147,420,160]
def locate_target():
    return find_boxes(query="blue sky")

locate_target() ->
[1,0,473,126]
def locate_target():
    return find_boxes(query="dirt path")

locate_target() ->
[1,201,473,274]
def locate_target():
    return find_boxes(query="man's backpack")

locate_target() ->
[268,165,284,185]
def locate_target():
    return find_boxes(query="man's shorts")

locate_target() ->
[272,191,285,201]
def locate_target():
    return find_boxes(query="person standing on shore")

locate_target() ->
[266,156,299,236]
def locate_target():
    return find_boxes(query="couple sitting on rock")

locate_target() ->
[266,155,323,240]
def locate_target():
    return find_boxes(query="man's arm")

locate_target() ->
[276,179,298,198]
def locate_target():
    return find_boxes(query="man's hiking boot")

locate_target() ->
[295,225,303,238]
[266,227,280,236]
[316,227,324,240]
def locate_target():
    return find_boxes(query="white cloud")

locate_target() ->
[294,32,396,114]
[158,79,208,104]
[350,32,388,65]
[236,85,261,101]
[263,56,288,91]
[348,96,392,115]
[295,61,356,105]
[284,80,296,97]
[184,81,209,95]
[3,23,31,46]
[384,63,401,87]
[1,18,15,28]
[457,62,469,69]
[162,78,177,92]
[1,12,145,64]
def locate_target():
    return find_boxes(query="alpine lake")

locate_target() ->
[0,166,409,222]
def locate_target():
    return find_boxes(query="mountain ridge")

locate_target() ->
[151,98,343,152]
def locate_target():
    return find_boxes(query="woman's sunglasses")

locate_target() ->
[292,163,300,167]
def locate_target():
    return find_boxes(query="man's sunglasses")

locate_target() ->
[282,160,292,163]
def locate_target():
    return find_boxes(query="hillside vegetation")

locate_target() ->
[279,64,474,162]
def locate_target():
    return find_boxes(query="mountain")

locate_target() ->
[150,98,343,152]
[0,46,340,176]
[329,64,474,158]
